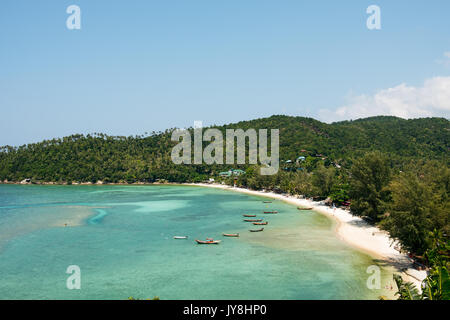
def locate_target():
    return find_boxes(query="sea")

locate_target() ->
[0,185,396,299]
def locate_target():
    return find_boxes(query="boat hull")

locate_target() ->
[195,239,221,244]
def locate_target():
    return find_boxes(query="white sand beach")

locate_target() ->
[189,183,427,290]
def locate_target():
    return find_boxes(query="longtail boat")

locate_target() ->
[263,201,272,203]
[264,211,278,214]
[249,228,264,232]
[243,214,257,217]
[195,239,221,244]
[173,236,188,239]
[223,233,239,237]
[244,219,263,222]
[297,207,313,210]
[253,221,268,225]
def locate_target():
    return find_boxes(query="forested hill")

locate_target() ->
[0,115,448,183]
[227,115,449,162]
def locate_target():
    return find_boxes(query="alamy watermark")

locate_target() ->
[367,5,381,30]
[64,6,382,32]
[66,265,81,290]
[366,265,381,290]
[66,5,81,30]
[171,121,279,175]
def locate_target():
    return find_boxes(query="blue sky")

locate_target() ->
[1,0,449,146]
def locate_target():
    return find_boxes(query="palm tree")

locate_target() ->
[393,231,449,300]
[393,274,421,300]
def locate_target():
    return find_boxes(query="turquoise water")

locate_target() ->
[0,185,394,299]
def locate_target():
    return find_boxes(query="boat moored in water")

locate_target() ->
[264,211,278,214]
[244,219,263,222]
[196,239,221,244]
[297,207,313,210]
[243,214,257,217]
[223,233,239,237]
[249,228,264,232]
[173,236,188,239]
[253,221,268,225]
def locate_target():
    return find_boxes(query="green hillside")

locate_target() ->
[0,115,448,183]
[227,115,449,163]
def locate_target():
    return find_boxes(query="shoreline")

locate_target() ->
[187,183,427,290]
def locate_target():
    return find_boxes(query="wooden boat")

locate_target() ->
[196,239,221,244]
[243,214,257,217]
[297,207,313,210]
[243,219,263,222]
[264,211,278,214]
[249,228,264,232]
[253,221,268,225]
[263,201,272,203]
[223,233,239,237]
[173,236,188,239]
